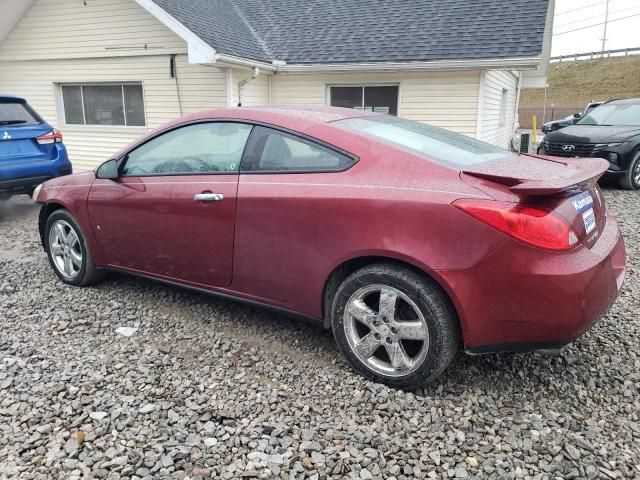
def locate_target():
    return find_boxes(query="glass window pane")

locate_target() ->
[123,84,145,126]
[335,115,517,168]
[330,87,363,110]
[251,127,353,172]
[122,122,252,176]
[0,101,40,125]
[364,86,398,116]
[82,85,125,125]
[61,86,84,124]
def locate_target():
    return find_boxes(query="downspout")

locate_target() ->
[170,54,183,116]
[237,67,260,107]
[512,71,522,134]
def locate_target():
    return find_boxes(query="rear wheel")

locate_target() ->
[620,151,640,190]
[331,264,459,389]
[44,209,105,286]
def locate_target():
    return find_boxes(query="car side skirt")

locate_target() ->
[107,267,326,328]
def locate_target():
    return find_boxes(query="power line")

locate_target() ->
[555,0,607,16]
[555,4,640,28]
[553,12,640,36]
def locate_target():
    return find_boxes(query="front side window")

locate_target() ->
[334,115,516,168]
[577,102,640,126]
[329,85,399,116]
[61,83,145,126]
[242,126,354,172]
[121,122,253,176]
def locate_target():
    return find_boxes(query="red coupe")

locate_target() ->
[34,106,626,388]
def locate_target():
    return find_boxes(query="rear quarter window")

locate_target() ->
[333,115,516,168]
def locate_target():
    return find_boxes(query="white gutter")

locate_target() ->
[278,56,542,73]
[214,53,277,71]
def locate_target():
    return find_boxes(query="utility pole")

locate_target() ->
[601,0,610,53]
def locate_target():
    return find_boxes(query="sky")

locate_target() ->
[551,0,640,57]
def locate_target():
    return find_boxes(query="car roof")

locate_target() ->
[0,94,26,102]
[605,98,640,105]
[179,105,379,126]
[114,105,381,160]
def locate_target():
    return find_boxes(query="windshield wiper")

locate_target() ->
[0,120,27,126]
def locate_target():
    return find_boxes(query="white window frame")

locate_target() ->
[499,87,508,127]
[325,83,401,116]
[55,82,147,129]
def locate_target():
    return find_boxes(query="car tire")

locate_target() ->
[44,209,106,286]
[620,151,640,190]
[331,263,459,389]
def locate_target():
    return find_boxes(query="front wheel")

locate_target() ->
[620,151,640,190]
[331,264,459,389]
[44,209,105,286]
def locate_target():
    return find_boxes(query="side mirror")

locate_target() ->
[96,159,119,180]
[573,113,581,118]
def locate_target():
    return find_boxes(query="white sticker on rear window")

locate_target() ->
[572,192,594,213]
[583,207,596,234]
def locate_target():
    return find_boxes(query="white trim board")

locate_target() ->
[133,0,217,64]
[476,71,486,140]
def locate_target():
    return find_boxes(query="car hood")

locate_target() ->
[544,125,640,143]
[543,118,573,127]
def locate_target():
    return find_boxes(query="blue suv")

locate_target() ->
[0,94,72,199]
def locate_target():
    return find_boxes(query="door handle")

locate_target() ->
[194,193,224,202]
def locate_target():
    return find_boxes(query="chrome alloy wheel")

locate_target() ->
[48,220,82,279]
[343,285,430,377]
[634,158,640,187]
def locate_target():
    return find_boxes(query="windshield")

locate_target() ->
[333,115,516,168]
[577,103,640,126]
[0,101,42,126]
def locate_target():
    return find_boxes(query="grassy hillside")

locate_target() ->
[520,55,640,108]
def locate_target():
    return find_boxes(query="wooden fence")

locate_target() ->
[518,106,583,130]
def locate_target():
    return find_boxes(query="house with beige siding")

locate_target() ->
[0,0,554,171]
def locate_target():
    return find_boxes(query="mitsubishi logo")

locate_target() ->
[1,131,11,141]
[562,144,575,152]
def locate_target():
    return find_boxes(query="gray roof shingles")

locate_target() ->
[151,0,549,64]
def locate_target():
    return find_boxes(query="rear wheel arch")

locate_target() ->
[321,255,462,336]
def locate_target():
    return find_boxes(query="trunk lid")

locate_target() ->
[0,124,56,162]
[461,154,609,249]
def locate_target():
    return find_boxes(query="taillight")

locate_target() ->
[36,128,63,144]
[453,199,579,251]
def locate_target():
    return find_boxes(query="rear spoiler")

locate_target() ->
[463,155,609,196]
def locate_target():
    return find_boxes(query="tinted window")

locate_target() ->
[61,84,145,126]
[242,126,354,172]
[0,101,41,126]
[61,86,84,124]
[121,122,253,176]
[329,86,399,115]
[334,115,516,168]
[577,103,640,126]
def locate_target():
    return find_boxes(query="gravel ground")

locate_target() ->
[0,190,638,480]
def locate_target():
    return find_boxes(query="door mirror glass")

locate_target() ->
[96,159,119,179]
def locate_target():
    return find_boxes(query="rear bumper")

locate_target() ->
[0,145,71,195]
[441,214,626,353]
